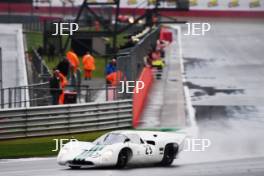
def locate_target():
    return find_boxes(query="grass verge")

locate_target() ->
[25,31,106,78]
[0,130,109,159]
[25,31,43,53]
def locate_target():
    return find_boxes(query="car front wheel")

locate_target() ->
[116,149,130,168]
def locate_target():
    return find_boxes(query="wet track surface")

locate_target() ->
[181,18,264,160]
[1,156,264,176]
[178,18,264,175]
[182,19,264,106]
[2,19,264,176]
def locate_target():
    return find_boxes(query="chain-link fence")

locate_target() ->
[114,26,160,99]
[117,26,160,82]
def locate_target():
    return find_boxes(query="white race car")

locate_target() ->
[57,130,185,169]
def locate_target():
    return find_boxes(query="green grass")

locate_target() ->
[25,31,106,78]
[106,33,128,48]
[25,32,43,53]
[25,31,70,53]
[0,130,109,159]
[81,55,105,78]
[43,56,60,72]
[25,31,128,54]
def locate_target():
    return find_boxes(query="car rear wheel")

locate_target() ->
[160,144,178,166]
[116,149,130,169]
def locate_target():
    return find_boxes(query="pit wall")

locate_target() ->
[132,67,153,128]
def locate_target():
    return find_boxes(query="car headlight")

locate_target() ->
[59,147,69,156]
[57,148,69,161]
[90,152,101,158]
[102,150,113,160]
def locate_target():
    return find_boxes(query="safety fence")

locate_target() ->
[23,21,43,32]
[0,83,121,109]
[0,99,132,140]
[0,82,48,109]
[0,48,2,90]
[0,14,44,32]
[31,48,51,83]
[0,2,78,17]
[117,26,160,83]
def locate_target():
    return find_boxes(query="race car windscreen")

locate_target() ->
[93,133,128,145]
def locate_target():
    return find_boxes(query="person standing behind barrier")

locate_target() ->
[151,49,161,61]
[37,45,44,57]
[156,39,167,58]
[105,58,117,75]
[106,70,124,86]
[66,50,80,73]
[69,65,77,88]
[58,70,68,104]
[48,43,55,61]
[144,53,154,67]
[56,57,70,77]
[49,69,62,105]
[68,65,81,89]
[82,51,96,80]
[76,68,82,96]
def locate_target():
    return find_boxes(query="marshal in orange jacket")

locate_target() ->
[106,71,124,86]
[58,72,68,104]
[82,54,96,71]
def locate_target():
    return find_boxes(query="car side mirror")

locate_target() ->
[124,138,130,143]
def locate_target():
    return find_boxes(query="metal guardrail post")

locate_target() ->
[28,86,31,106]
[0,88,4,109]
[106,85,109,101]
[8,88,12,108]
[89,88,92,102]
[66,105,71,133]
[14,87,17,108]
[85,86,88,102]
[19,87,22,108]
[78,86,81,103]
[24,87,27,108]
[113,87,117,100]
[40,58,44,77]
[25,107,28,137]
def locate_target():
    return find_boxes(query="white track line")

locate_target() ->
[169,24,198,137]
[0,157,56,163]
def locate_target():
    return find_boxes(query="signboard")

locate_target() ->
[189,0,264,11]
[32,0,264,11]
[0,0,32,2]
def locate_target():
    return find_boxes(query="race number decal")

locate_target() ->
[145,146,153,155]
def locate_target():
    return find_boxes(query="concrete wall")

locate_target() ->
[0,24,29,107]
[0,24,28,88]
[132,67,153,128]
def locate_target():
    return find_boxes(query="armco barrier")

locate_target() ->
[0,99,132,140]
[132,67,153,127]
